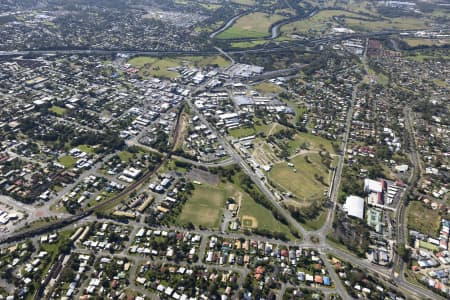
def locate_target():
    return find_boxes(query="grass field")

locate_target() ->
[231,0,256,5]
[118,151,134,162]
[280,10,361,36]
[49,106,67,115]
[174,113,189,151]
[199,2,222,10]
[419,240,439,251]
[287,132,335,154]
[253,82,284,94]
[128,55,230,78]
[228,119,283,139]
[406,53,450,62]
[177,177,294,237]
[128,56,180,78]
[177,184,227,228]
[364,66,389,86]
[282,8,427,35]
[303,0,382,16]
[239,189,294,239]
[407,201,441,237]
[58,155,77,168]
[401,38,450,47]
[343,17,429,32]
[434,79,449,88]
[228,126,257,139]
[302,209,328,230]
[217,12,285,39]
[77,144,95,154]
[183,55,230,68]
[269,153,330,201]
[231,40,268,48]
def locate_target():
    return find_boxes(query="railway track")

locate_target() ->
[0,105,185,245]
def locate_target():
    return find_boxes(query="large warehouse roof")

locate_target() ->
[344,195,365,219]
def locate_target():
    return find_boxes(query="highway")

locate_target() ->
[0,21,444,299]
[184,96,308,239]
[391,107,425,288]
[182,89,445,300]
[0,29,420,59]
[209,12,250,39]
[1,73,443,300]
[314,79,357,239]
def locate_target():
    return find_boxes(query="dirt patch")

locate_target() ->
[252,139,279,166]
[282,198,314,208]
[242,215,258,228]
[174,113,189,150]
[186,168,220,186]
[234,191,243,204]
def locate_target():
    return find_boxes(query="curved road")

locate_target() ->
[209,12,249,39]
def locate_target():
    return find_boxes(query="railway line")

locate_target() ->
[0,104,185,246]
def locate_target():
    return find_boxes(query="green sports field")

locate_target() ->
[217,12,285,39]
[269,153,330,201]
[177,184,227,228]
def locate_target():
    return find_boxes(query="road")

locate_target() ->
[214,46,235,65]
[0,29,420,58]
[391,107,423,282]
[209,12,250,39]
[183,71,445,300]
[321,253,353,299]
[185,96,308,239]
[314,81,357,239]
[0,27,445,300]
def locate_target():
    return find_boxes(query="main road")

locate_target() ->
[0,29,420,58]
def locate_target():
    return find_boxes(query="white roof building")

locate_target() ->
[364,179,383,193]
[344,195,365,219]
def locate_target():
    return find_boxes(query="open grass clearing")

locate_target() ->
[228,126,256,139]
[343,16,429,32]
[341,0,379,15]
[407,201,441,237]
[77,144,95,154]
[281,10,362,35]
[303,0,379,15]
[239,188,294,239]
[199,2,222,10]
[252,82,284,94]
[177,176,294,238]
[231,0,256,5]
[128,56,180,78]
[195,20,224,33]
[401,38,450,47]
[128,55,230,78]
[364,65,389,86]
[419,240,439,251]
[279,97,308,125]
[49,105,67,115]
[231,40,268,48]
[406,53,450,62]
[183,55,231,68]
[217,12,285,39]
[252,138,280,166]
[58,155,77,168]
[434,79,449,88]
[302,209,328,230]
[228,119,285,139]
[269,153,330,201]
[176,183,227,228]
[287,132,336,155]
[174,113,189,151]
[118,150,134,162]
